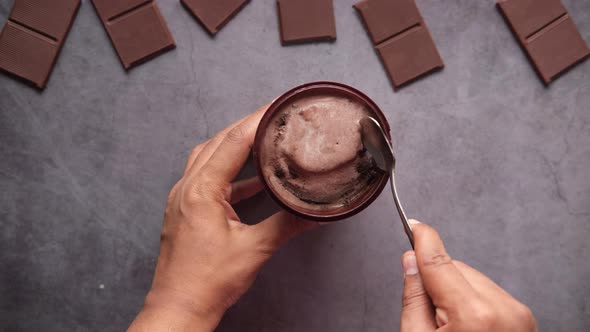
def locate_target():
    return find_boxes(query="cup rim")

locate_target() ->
[252,81,391,222]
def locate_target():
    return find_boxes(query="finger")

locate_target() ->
[453,260,513,302]
[185,114,251,177]
[225,177,264,204]
[453,260,537,330]
[199,105,269,184]
[250,211,318,255]
[400,251,437,332]
[183,141,208,175]
[411,220,478,311]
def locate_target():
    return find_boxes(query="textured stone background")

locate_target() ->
[1,0,589,331]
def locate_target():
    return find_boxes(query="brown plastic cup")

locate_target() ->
[253,81,391,222]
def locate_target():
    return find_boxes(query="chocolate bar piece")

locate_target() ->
[497,0,590,84]
[277,0,336,45]
[0,0,80,89]
[354,0,443,89]
[181,0,250,35]
[92,0,176,70]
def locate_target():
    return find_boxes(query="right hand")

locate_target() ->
[400,220,537,332]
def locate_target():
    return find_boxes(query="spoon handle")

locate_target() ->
[390,170,415,249]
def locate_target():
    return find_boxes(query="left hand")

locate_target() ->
[128,104,318,331]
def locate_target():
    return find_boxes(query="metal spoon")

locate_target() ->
[360,117,415,249]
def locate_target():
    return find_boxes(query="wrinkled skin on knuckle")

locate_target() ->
[422,252,454,269]
[402,283,430,310]
[226,125,246,145]
[181,177,221,206]
[163,180,221,227]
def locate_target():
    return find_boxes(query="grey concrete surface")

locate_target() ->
[1,0,589,331]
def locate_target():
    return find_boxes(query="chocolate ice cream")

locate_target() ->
[258,93,383,212]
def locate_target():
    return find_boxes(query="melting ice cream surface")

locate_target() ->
[261,94,382,211]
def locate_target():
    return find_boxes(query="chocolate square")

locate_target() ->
[92,0,176,70]
[353,0,421,45]
[92,0,150,21]
[0,0,80,89]
[277,0,336,45]
[10,0,81,40]
[354,0,444,89]
[376,26,443,88]
[527,16,590,83]
[181,0,250,35]
[497,0,590,84]
[0,22,59,88]
[497,0,566,40]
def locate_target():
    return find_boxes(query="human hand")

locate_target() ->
[128,105,318,332]
[400,220,537,332]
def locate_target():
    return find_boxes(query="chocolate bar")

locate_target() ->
[277,0,336,45]
[181,0,250,35]
[497,0,590,84]
[0,0,81,89]
[92,0,176,70]
[354,0,444,89]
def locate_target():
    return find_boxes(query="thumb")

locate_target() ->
[250,211,318,255]
[400,251,436,332]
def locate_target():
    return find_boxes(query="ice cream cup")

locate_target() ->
[253,81,391,222]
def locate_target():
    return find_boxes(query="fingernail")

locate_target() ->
[403,254,418,276]
[409,219,421,226]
